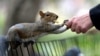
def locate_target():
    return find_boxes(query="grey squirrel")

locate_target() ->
[6,11,68,49]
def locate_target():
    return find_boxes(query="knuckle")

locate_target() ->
[76,32,81,34]
[77,25,81,28]
[82,27,87,31]
[73,19,76,23]
[73,19,78,25]
[76,30,79,33]
[81,26,87,33]
[76,28,81,34]
[73,21,77,26]
[74,22,78,26]
[71,28,75,32]
[82,31,87,33]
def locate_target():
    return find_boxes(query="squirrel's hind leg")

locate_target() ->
[9,40,22,49]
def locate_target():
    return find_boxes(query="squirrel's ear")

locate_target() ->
[39,11,45,17]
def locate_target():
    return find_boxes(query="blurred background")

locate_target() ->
[0,0,100,56]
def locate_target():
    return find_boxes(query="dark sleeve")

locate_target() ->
[90,4,100,30]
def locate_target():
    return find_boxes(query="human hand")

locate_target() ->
[65,13,93,34]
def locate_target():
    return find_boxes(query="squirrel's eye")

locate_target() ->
[46,14,50,16]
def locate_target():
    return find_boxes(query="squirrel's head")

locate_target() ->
[39,11,58,23]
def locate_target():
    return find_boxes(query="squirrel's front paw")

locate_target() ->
[61,20,68,26]
[64,20,68,23]
[63,20,68,24]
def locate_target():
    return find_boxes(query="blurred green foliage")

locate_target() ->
[0,12,5,35]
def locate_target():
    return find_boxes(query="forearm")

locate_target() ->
[51,25,67,34]
[90,4,100,30]
[47,23,62,31]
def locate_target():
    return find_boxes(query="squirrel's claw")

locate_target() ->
[23,41,34,47]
